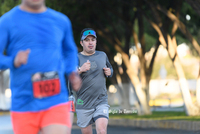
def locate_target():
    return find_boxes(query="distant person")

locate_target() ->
[0,0,81,134]
[76,28,113,134]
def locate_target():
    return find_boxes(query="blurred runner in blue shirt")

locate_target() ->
[0,0,81,134]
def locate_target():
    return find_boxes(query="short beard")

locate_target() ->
[27,3,44,10]
[21,0,45,12]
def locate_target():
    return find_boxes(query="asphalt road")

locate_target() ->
[0,115,199,134]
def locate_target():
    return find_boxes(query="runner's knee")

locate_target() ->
[96,128,106,134]
[81,125,93,134]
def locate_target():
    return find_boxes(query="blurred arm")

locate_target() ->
[0,16,15,70]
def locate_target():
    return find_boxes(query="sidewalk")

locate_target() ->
[0,114,13,134]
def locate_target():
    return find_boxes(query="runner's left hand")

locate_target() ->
[103,67,111,77]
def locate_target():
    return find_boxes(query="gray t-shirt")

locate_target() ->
[76,51,113,109]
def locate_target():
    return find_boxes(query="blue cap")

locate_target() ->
[81,30,97,40]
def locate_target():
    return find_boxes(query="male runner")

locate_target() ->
[0,0,81,134]
[77,28,113,134]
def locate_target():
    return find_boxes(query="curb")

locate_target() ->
[108,118,200,131]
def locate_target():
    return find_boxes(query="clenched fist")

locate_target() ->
[14,49,30,68]
[103,67,111,77]
[78,60,90,74]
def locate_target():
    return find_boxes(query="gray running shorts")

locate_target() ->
[76,104,110,128]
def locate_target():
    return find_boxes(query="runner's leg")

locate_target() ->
[11,112,40,134]
[81,124,93,134]
[70,112,74,126]
[40,103,71,134]
[69,112,74,134]
[41,124,70,134]
[76,108,95,133]
[93,104,109,134]
[95,118,108,134]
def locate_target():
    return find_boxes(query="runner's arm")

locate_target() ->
[62,17,78,76]
[0,16,15,70]
[62,16,81,91]
[106,55,113,78]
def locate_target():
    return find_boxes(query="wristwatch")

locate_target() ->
[78,67,81,71]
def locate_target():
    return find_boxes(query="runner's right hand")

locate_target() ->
[79,60,90,73]
[14,49,30,68]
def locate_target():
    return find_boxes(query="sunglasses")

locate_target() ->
[83,30,96,36]
[81,30,97,40]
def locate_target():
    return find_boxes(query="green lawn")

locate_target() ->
[109,111,200,121]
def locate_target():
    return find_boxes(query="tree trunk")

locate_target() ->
[196,63,200,106]
[116,73,131,109]
[172,53,199,115]
[121,83,132,109]
[138,11,152,114]
[165,35,200,116]
[132,21,151,114]
[115,45,150,115]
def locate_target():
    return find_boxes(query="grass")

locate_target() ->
[109,111,200,121]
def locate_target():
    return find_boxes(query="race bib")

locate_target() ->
[32,71,60,98]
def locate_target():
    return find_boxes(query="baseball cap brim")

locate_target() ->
[81,30,97,40]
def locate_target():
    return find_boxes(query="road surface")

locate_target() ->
[0,115,198,134]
